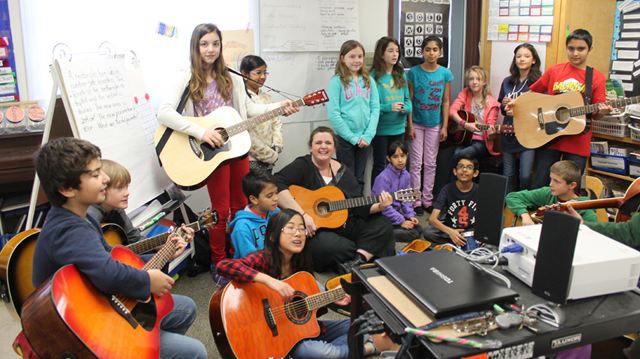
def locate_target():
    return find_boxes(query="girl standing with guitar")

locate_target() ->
[157,24,298,283]
[498,43,541,192]
[215,209,381,358]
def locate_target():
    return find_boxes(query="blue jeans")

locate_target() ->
[533,149,587,189]
[291,320,350,358]
[336,136,370,193]
[454,140,489,161]
[502,149,535,193]
[160,294,207,359]
[371,134,405,186]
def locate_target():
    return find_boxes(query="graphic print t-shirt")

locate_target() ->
[433,182,479,229]
[407,65,454,127]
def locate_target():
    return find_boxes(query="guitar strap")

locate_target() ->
[155,85,190,166]
[582,66,593,134]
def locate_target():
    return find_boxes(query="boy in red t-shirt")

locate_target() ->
[526,29,612,188]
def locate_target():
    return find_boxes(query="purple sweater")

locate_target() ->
[372,164,416,225]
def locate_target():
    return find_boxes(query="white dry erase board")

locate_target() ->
[53,51,171,211]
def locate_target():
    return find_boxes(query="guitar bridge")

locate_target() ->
[262,298,278,337]
[536,107,544,129]
[108,295,139,329]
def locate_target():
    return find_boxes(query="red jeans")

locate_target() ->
[206,156,249,264]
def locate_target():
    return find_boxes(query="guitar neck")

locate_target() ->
[128,221,201,254]
[328,195,380,212]
[226,98,306,137]
[305,287,345,311]
[567,197,623,211]
[571,96,640,117]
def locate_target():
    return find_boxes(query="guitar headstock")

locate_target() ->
[303,90,329,106]
[198,208,219,230]
[499,124,515,134]
[394,188,421,203]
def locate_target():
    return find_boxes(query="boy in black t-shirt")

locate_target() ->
[425,156,479,247]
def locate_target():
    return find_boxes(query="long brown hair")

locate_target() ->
[189,23,232,102]
[370,37,405,88]
[335,40,370,89]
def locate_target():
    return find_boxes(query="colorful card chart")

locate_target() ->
[489,0,554,42]
[497,23,552,43]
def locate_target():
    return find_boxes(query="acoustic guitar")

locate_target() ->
[532,177,640,223]
[209,271,346,359]
[512,91,640,149]
[20,227,189,358]
[289,185,420,229]
[0,209,216,318]
[154,90,329,188]
[448,110,514,146]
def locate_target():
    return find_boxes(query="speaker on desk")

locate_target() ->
[531,211,581,304]
[475,173,508,246]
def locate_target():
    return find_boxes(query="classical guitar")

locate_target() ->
[289,185,420,229]
[154,90,329,188]
[209,271,346,359]
[532,177,640,223]
[513,91,640,149]
[1,209,216,318]
[20,227,189,358]
[0,228,40,316]
[448,110,514,146]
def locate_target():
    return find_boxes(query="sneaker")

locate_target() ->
[414,206,424,216]
[338,256,366,274]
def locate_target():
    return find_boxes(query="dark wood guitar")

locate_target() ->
[448,110,514,146]
[1,209,216,318]
[209,271,345,359]
[154,90,328,188]
[513,91,640,149]
[289,185,420,229]
[20,228,188,358]
[532,177,640,222]
[0,228,40,316]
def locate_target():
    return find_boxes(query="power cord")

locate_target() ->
[443,243,524,287]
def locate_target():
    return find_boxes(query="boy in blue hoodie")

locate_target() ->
[229,169,280,259]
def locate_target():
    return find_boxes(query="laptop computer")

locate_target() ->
[375,250,518,318]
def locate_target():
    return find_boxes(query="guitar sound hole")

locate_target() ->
[285,292,312,325]
[555,107,570,123]
[316,202,330,216]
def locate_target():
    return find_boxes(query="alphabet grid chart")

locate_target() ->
[399,0,450,67]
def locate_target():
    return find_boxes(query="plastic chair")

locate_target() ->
[583,175,609,222]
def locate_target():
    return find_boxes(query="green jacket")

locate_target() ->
[586,213,640,247]
[505,187,597,223]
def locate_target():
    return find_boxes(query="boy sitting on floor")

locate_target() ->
[425,155,479,248]
[506,160,596,225]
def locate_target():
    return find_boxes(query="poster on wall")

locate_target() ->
[0,0,19,102]
[610,0,640,96]
[399,0,450,67]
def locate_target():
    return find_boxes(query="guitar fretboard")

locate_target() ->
[128,222,201,254]
[226,98,306,137]
[570,96,640,117]
[304,287,346,311]
[328,196,379,212]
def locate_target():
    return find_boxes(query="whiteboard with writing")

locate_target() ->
[262,52,337,123]
[54,54,171,211]
[260,0,359,52]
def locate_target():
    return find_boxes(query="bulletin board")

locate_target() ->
[610,0,640,96]
[399,0,450,67]
[0,0,18,101]
[487,0,555,43]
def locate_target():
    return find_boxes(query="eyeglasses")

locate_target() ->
[456,164,475,171]
[282,225,306,235]
[250,70,269,76]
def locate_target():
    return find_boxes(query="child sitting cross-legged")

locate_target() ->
[372,141,423,242]
[229,169,281,259]
[425,155,479,248]
[506,160,597,225]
